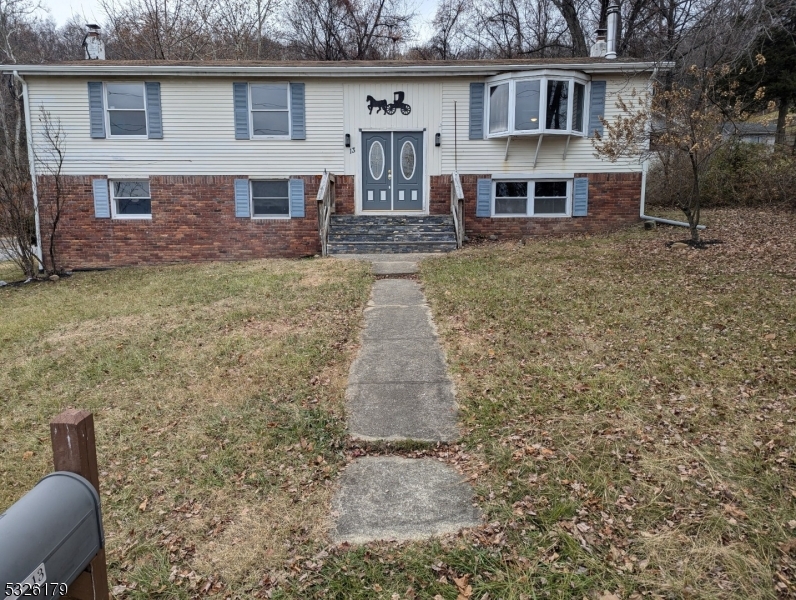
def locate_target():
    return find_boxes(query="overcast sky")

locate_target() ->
[36,0,437,43]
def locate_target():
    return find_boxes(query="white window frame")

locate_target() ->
[104,82,149,140]
[250,179,291,219]
[109,179,152,220]
[492,178,572,218]
[249,83,291,140]
[486,71,590,138]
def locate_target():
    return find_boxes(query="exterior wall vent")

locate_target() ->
[83,24,105,60]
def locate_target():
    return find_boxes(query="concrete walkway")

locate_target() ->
[331,255,481,544]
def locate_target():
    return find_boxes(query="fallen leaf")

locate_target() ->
[600,593,621,600]
[138,497,148,512]
[22,451,34,460]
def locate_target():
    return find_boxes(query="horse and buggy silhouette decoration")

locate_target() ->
[366,91,412,115]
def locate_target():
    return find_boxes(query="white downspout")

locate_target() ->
[13,70,44,269]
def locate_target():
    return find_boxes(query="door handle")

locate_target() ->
[387,169,392,180]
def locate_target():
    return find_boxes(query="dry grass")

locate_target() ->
[415,207,796,599]
[0,258,372,598]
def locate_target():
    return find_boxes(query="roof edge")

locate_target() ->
[3,61,671,78]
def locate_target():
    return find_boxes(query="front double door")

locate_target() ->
[362,131,423,211]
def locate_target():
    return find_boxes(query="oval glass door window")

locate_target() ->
[369,141,385,180]
[400,141,416,180]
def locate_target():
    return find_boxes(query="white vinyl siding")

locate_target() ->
[28,77,344,177]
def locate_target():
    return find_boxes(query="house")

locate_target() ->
[5,29,663,268]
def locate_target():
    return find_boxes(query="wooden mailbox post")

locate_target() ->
[50,409,110,600]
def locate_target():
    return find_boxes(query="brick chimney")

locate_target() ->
[83,24,105,60]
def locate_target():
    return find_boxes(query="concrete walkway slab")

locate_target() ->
[370,279,425,306]
[347,382,459,441]
[349,339,449,383]
[362,306,436,339]
[331,457,481,544]
[372,261,417,275]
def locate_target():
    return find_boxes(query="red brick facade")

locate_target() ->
[429,172,642,238]
[41,171,641,268]
[40,175,325,269]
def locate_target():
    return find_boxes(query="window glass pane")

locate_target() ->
[369,141,385,180]
[534,197,567,214]
[251,84,288,110]
[116,198,151,215]
[106,83,145,110]
[109,110,147,136]
[535,181,567,197]
[546,80,569,130]
[114,181,150,198]
[251,180,289,198]
[514,80,540,131]
[400,141,416,180]
[495,198,527,214]
[573,83,585,132]
[496,181,527,197]
[253,197,289,216]
[489,83,509,133]
[252,111,289,136]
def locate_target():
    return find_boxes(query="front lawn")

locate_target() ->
[0,258,372,598]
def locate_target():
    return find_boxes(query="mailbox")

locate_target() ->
[0,472,104,599]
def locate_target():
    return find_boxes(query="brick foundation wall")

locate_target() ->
[332,175,355,215]
[429,172,641,238]
[39,175,325,269]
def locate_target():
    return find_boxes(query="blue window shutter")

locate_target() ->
[573,177,589,216]
[234,179,250,217]
[469,83,485,140]
[87,82,105,139]
[233,83,250,140]
[290,82,305,140]
[92,179,110,218]
[145,82,162,139]
[476,178,491,217]
[289,178,305,218]
[588,80,607,138]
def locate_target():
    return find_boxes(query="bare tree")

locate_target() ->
[594,65,744,242]
[285,0,414,60]
[34,107,67,275]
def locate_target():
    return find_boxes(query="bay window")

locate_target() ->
[486,74,589,137]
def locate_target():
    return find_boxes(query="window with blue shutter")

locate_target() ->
[233,83,250,140]
[476,178,492,217]
[289,178,305,218]
[87,82,105,139]
[145,82,162,139]
[588,80,607,138]
[92,179,110,218]
[290,83,305,140]
[234,179,250,217]
[469,83,485,140]
[573,177,589,216]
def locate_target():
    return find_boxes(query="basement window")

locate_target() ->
[493,179,570,217]
[487,73,588,137]
[110,180,151,219]
[251,180,290,217]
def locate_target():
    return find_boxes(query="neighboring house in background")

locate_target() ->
[723,123,778,145]
[4,30,664,268]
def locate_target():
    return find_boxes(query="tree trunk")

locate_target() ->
[552,0,588,56]
[776,97,789,146]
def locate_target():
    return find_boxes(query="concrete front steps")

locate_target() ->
[327,215,458,254]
